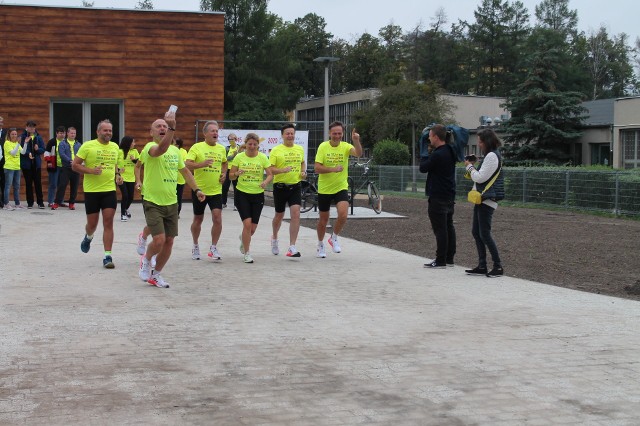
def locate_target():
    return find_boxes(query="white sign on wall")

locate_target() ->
[217,129,309,162]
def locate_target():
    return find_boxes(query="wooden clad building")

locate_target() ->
[0,4,224,200]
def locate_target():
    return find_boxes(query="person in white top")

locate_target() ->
[464,128,504,278]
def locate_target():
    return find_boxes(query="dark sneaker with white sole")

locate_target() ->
[424,260,446,269]
[486,266,504,278]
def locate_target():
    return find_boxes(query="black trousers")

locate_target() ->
[0,166,4,206]
[118,181,135,215]
[427,197,456,265]
[221,170,237,205]
[22,166,44,207]
[176,183,185,214]
[55,166,80,204]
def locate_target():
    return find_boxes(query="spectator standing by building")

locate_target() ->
[20,120,45,209]
[45,126,65,208]
[0,116,7,208]
[3,128,23,209]
[54,127,81,210]
[419,124,457,269]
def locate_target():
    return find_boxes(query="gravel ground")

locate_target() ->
[294,195,640,301]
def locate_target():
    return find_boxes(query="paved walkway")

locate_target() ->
[1,202,639,425]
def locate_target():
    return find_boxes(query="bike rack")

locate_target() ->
[348,176,355,215]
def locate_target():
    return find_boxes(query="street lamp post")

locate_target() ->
[313,56,339,141]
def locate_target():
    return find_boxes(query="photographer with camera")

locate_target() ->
[419,124,457,269]
[464,128,505,278]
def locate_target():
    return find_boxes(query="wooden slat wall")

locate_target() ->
[0,5,224,202]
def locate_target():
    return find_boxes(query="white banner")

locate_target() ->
[218,129,309,162]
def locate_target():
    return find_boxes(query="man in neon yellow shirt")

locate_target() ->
[137,110,205,288]
[186,120,228,261]
[314,121,362,258]
[72,120,123,269]
[270,123,306,257]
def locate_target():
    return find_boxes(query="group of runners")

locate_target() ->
[73,109,363,288]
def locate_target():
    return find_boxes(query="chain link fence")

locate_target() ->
[366,165,640,217]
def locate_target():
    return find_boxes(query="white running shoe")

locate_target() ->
[192,244,201,260]
[243,253,254,263]
[316,242,327,258]
[3,205,15,211]
[120,214,128,222]
[328,235,341,253]
[148,272,170,288]
[286,245,301,258]
[271,238,279,255]
[208,245,222,260]
[139,256,151,281]
[136,232,147,255]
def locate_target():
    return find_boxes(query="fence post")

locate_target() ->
[522,169,527,203]
[614,172,620,215]
[565,170,570,208]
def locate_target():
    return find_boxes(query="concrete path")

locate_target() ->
[1,202,639,425]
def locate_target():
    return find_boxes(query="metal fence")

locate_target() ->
[361,165,640,217]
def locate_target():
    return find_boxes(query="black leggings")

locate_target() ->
[118,181,135,215]
[176,183,185,214]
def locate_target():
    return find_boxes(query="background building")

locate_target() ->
[0,4,224,200]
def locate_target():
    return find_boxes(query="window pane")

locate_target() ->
[91,103,120,143]
[52,103,83,140]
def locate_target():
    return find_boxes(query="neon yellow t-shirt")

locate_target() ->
[3,140,21,170]
[139,142,185,206]
[76,139,120,193]
[67,140,77,161]
[315,141,354,194]
[227,144,239,160]
[117,148,140,183]
[270,143,305,184]
[232,152,270,194]
[186,141,227,196]
[55,139,63,167]
[176,147,188,185]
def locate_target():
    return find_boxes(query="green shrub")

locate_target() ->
[372,139,410,166]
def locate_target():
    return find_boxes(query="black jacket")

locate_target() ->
[419,143,456,200]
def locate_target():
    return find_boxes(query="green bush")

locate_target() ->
[372,139,410,166]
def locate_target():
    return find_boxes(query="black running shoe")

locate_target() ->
[465,266,488,276]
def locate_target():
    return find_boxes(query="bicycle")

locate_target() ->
[349,159,382,214]
[300,172,318,213]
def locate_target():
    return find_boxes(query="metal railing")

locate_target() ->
[363,165,640,217]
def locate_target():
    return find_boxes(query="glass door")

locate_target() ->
[52,100,123,143]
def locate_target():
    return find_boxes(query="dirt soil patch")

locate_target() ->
[294,195,640,301]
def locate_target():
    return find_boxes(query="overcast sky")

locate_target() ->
[6,0,639,44]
